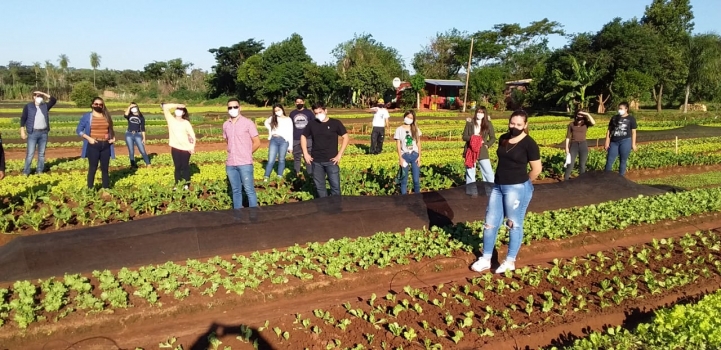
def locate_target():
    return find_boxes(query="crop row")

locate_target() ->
[130,231,721,350]
[0,187,719,332]
[546,286,721,349]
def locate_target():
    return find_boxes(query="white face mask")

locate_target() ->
[174,109,184,118]
[618,109,626,116]
[315,113,327,121]
[404,117,413,125]
[130,107,138,113]
[228,108,240,118]
[35,97,43,104]
[274,110,283,117]
[476,113,484,120]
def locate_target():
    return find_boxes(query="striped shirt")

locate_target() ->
[90,115,110,139]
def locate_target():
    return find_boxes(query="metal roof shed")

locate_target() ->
[422,79,466,110]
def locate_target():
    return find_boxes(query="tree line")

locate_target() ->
[1,0,719,112]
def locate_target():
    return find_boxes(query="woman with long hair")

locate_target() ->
[471,110,542,274]
[76,97,116,189]
[564,108,595,180]
[263,104,293,181]
[161,103,196,190]
[394,110,422,194]
[123,102,151,168]
[463,106,496,192]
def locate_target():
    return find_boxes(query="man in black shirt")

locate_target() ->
[301,102,349,197]
[289,97,315,177]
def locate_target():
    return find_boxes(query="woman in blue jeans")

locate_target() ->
[394,110,422,194]
[471,110,542,274]
[463,106,496,196]
[123,102,151,168]
[604,102,637,176]
[263,104,293,181]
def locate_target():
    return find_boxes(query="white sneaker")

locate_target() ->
[495,260,516,274]
[470,258,491,272]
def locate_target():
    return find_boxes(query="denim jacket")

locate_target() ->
[76,112,116,159]
[20,97,57,133]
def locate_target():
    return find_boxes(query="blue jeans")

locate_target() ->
[400,152,420,194]
[465,158,494,183]
[226,164,258,209]
[605,138,632,176]
[265,136,289,178]
[312,161,341,197]
[24,130,48,175]
[482,180,534,261]
[125,132,150,166]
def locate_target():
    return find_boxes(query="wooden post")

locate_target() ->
[675,136,678,154]
[462,37,474,113]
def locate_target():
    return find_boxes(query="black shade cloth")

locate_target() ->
[0,172,667,282]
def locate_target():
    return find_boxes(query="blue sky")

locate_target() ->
[1,0,718,72]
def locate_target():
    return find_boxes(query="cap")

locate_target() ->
[378,98,385,104]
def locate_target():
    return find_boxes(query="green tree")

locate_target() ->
[90,52,101,89]
[468,65,506,106]
[683,33,721,111]
[32,62,41,88]
[547,56,602,110]
[58,54,70,87]
[641,0,694,111]
[333,33,405,106]
[612,69,655,109]
[412,29,468,79]
[207,39,264,98]
[69,81,98,106]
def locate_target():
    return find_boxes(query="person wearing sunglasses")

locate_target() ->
[20,91,56,175]
[162,102,196,190]
[76,97,116,189]
[223,98,260,209]
[393,110,422,195]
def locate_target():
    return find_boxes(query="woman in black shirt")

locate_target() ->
[470,110,542,274]
[124,102,151,168]
[604,101,637,176]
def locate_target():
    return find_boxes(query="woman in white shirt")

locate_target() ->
[264,104,293,181]
[394,110,422,194]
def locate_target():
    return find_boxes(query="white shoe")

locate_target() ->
[183,185,189,191]
[495,260,516,274]
[470,258,491,272]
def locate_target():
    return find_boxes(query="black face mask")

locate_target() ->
[509,127,523,137]
[296,104,304,110]
[92,106,104,113]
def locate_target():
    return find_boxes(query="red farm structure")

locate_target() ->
[394,79,466,110]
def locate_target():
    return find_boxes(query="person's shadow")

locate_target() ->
[189,322,274,350]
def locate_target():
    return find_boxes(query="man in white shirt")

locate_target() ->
[369,98,390,154]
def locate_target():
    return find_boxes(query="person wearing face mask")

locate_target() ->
[76,97,116,189]
[564,108,596,181]
[369,98,390,155]
[20,91,57,176]
[223,98,261,209]
[301,102,349,197]
[263,104,294,181]
[289,96,315,177]
[604,102,638,176]
[394,110,423,195]
[162,103,196,190]
[0,131,5,181]
[471,110,542,274]
[462,106,496,195]
[123,102,151,168]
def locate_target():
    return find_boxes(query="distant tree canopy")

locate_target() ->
[2,0,719,111]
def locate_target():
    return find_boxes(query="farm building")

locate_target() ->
[394,79,466,110]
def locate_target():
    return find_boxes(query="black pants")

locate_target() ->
[370,127,385,154]
[87,141,111,188]
[292,139,313,176]
[565,141,589,180]
[0,142,5,173]
[171,147,191,183]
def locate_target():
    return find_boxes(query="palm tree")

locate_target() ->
[44,60,53,89]
[32,62,41,88]
[547,56,602,111]
[90,52,101,88]
[58,54,69,87]
[8,65,18,87]
[683,33,721,113]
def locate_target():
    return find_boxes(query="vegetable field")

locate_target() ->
[2,107,721,349]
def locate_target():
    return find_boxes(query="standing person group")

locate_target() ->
[21,91,56,176]
[369,99,390,154]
